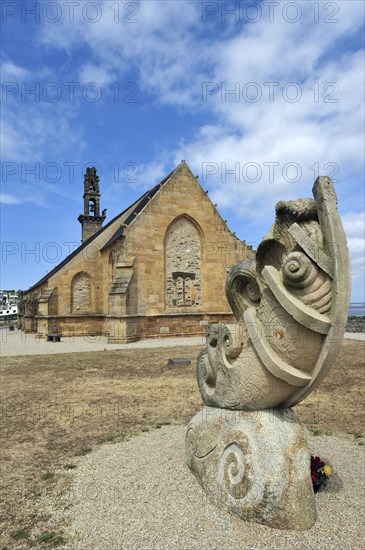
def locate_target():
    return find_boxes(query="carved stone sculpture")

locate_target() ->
[186,177,350,530]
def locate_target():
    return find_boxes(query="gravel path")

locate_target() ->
[50,426,363,550]
[0,329,363,357]
[0,329,204,356]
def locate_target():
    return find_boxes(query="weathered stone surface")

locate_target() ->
[188,177,349,531]
[196,177,351,410]
[186,406,316,530]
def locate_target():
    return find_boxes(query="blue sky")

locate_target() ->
[1,0,364,301]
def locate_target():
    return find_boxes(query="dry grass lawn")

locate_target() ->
[0,340,364,548]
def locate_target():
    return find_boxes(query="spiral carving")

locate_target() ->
[218,442,250,499]
[226,260,261,321]
[245,281,260,303]
[282,251,332,313]
[282,252,317,289]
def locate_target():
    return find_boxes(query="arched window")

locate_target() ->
[89,199,96,214]
[165,216,202,308]
[71,272,92,312]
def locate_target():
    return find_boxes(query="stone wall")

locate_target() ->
[346,316,365,332]
[123,162,254,322]
[52,315,106,337]
[79,218,104,242]
[107,312,236,343]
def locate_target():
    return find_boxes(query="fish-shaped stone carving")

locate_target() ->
[197,177,351,409]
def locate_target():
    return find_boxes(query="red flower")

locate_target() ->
[310,455,331,492]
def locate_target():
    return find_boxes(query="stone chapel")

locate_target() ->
[19,161,254,342]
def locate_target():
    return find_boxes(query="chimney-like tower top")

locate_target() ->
[78,167,106,243]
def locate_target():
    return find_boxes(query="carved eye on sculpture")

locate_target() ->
[245,282,260,304]
[274,328,285,340]
[208,336,218,348]
[282,252,317,289]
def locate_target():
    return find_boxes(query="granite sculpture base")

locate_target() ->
[186,406,316,530]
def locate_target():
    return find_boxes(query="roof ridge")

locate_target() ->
[26,163,181,291]
[101,164,179,251]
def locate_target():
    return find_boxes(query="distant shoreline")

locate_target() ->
[349,303,365,316]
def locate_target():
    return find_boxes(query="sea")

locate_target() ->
[348,303,365,316]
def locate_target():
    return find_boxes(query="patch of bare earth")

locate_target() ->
[0,340,364,548]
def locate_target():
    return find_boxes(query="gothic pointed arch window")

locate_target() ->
[71,272,92,313]
[165,216,202,308]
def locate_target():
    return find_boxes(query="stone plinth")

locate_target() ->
[186,406,316,530]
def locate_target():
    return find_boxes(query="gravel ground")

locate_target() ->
[48,426,364,550]
[0,329,204,356]
[0,329,363,357]
[2,328,363,548]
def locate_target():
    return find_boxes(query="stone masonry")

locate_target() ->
[19,161,254,342]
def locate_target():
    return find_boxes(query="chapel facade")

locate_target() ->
[19,161,254,342]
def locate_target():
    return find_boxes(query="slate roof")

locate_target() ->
[26,165,177,292]
[101,167,174,251]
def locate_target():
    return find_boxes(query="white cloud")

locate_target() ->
[23,0,365,297]
[36,0,365,112]
[342,212,365,289]
[108,153,173,196]
[342,212,365,239]
[0,192,48,206]
[39,1,211,106]
[347,238,365,255]
[1,58,87,163]
[79,63,116,87]
[1,60,30,80]
[38,1,364,206]
[138,156,172,188]
[0,193,21,204]
[1,102,86,163]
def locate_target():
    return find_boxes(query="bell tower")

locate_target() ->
[78,167,107,243]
